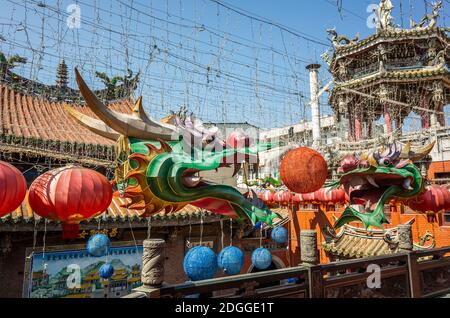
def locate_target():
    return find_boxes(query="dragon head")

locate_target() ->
[66,68,280,226]
[331,141,434,229]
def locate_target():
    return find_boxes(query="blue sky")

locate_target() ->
[0,0,447,129]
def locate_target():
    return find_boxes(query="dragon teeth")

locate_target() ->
[366,176,379,188]
[403,178,413,190]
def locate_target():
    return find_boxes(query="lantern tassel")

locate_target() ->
[62,223,80,240]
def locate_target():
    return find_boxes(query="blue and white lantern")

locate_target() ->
[86,234,111,257]
[251,247,272,270]
[217,246,244,275]
[183,246,217,281]
[254,221,263,230]
[271,226,288,244]
[99,263,114,279]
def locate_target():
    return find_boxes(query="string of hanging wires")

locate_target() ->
[19,0,313,83]
[118,0,324,63]
[0,42,306,126]
[208,0,330,46]
[5,0,320,121]
[1,3,314,126]
[0,11,306,102]
[2,0,312,107]
[2,37,298,126]
[2,36,306,125]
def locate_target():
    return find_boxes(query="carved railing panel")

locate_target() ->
[411,246,450,297]
[130,247,450,298]
[158,267,310,299]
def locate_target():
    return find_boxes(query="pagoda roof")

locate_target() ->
[322,221,435,259]
[0,83,134,166]
[331,66,450,93]
[332,27,449,59]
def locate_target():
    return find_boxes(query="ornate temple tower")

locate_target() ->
[327,0,449,141]
[56,59,68,89]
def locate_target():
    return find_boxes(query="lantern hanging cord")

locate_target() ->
[187,214,192,248]
[41,219,47,266]
[259,224,263,248]
[127,217,139,255]
[200,210,204,246]
[220,219,224,250]
[27,218,39,259]
[229,218,233,246]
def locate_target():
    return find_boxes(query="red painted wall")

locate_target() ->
[288,203,450,265]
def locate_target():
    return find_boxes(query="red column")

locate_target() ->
[347,104,355,141]
[354,115,362,141]
[383,104,392,134]
[421,111,430,129]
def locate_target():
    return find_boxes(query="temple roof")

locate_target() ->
[322,221,435,259]
[332,66,450,90]
[0,83,133,145]
[0,194,222,231]
[0,198,288,232]
[0,83,134,166]
[332,27,449,57]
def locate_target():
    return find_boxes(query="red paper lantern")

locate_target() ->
[293,193,302,203]
[274,190,292,205]
[261,190,274,203]
[0,161,27,217]
[302,192,316,202]
[291,188,346,204]
[28,166,113,239]
[407,185,450,214]
[225,131,253,149]
[280,147,328,194]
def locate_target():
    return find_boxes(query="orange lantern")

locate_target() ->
[0,161,27,217]
[28,166,113,239]
[280,147,328,194]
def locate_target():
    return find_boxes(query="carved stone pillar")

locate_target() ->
[378,43,388,73]
[432,82,445,127]
[300,230,319,266]
[397,224,413,252]
[141,239,166,288]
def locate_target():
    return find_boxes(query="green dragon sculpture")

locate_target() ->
[67,68,280,226]
[327,141,435,229]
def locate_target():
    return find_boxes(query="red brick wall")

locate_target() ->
[427,161,450,179]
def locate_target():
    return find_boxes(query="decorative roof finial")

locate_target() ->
[376,0,395,32]
[410,0,442,29]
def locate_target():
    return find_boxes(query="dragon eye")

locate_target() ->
[380,158,391,166]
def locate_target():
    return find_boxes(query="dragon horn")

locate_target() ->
[408,141,436,162]
[64,105,120,141]
[75,67,178,141]
[400,141,412,159]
